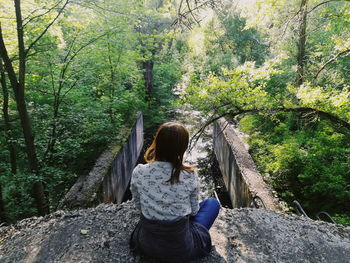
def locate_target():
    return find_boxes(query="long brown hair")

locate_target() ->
[144,122,194,184]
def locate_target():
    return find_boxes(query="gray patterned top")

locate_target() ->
[130,161,200,220]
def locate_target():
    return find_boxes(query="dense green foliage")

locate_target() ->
[181,0,350,224]
[239,114,350,215]
[0,0,185,222]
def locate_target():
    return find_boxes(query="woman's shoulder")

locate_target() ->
[180,168,197,180]
[133,163,150,173]
[133,161,170,172]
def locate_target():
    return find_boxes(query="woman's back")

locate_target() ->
[129,122,219,262]
[131,161,200,221]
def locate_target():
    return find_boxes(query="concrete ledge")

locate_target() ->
[61,113,143,209]
[214,118,282,211]
[1,202,349,262]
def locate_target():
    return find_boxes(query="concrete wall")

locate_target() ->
[213,118,281,211]
[100,113,143,204]
[61,113,143,209]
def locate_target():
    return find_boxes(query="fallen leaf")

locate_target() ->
[80,229,89,235]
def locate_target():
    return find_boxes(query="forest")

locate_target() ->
[0,0,349,225]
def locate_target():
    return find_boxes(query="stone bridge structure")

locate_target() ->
[1,113,349,262]
[213,118,281,211]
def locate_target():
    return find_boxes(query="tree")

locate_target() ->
[135,1,173,102]
[0,0,69,215]
[0,58,16,174]
[295,0,308,86]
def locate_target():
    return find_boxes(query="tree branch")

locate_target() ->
[0,24,19,92]
[178,0,184,15]
[247,107,350,130]
[314,48,350,79]
[75,1,129,16]
[185,0,200,25]
[58,29,114,89]
[279,9,301,39]
[190,106,350,148]
[173,0,214,29]
[189,111,230,150]
[23,0,64,27]
[59,77,79,103]
[307,0,349,14]
[25,0,70,56]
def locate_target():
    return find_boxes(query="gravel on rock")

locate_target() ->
[1,201,349,263]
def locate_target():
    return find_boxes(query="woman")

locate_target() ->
[129,122,220,262]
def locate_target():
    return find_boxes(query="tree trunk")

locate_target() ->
[296,0,308,86]
[10,78,48,216]
[15,0,48,216]
[0,1,49,216]
[0,184,6,223]
[43,95,59,162]
[142,60,154,101]
[107,39,116,123]
[0,59,17,174]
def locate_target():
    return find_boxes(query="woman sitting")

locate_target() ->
[130,122,220,263]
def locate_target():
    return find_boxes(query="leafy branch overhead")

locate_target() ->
[173,0,216,29]
[183,63,349,136]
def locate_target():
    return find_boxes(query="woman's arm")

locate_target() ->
[130,166,141,210]
[190,172,200,216]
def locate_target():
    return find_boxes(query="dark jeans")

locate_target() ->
[191,198,220,230]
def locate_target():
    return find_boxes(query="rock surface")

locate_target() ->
[1,201,349,263]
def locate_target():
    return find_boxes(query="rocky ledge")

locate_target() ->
[1,201,349,263]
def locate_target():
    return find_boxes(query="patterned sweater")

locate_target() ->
[130,161,200,221]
